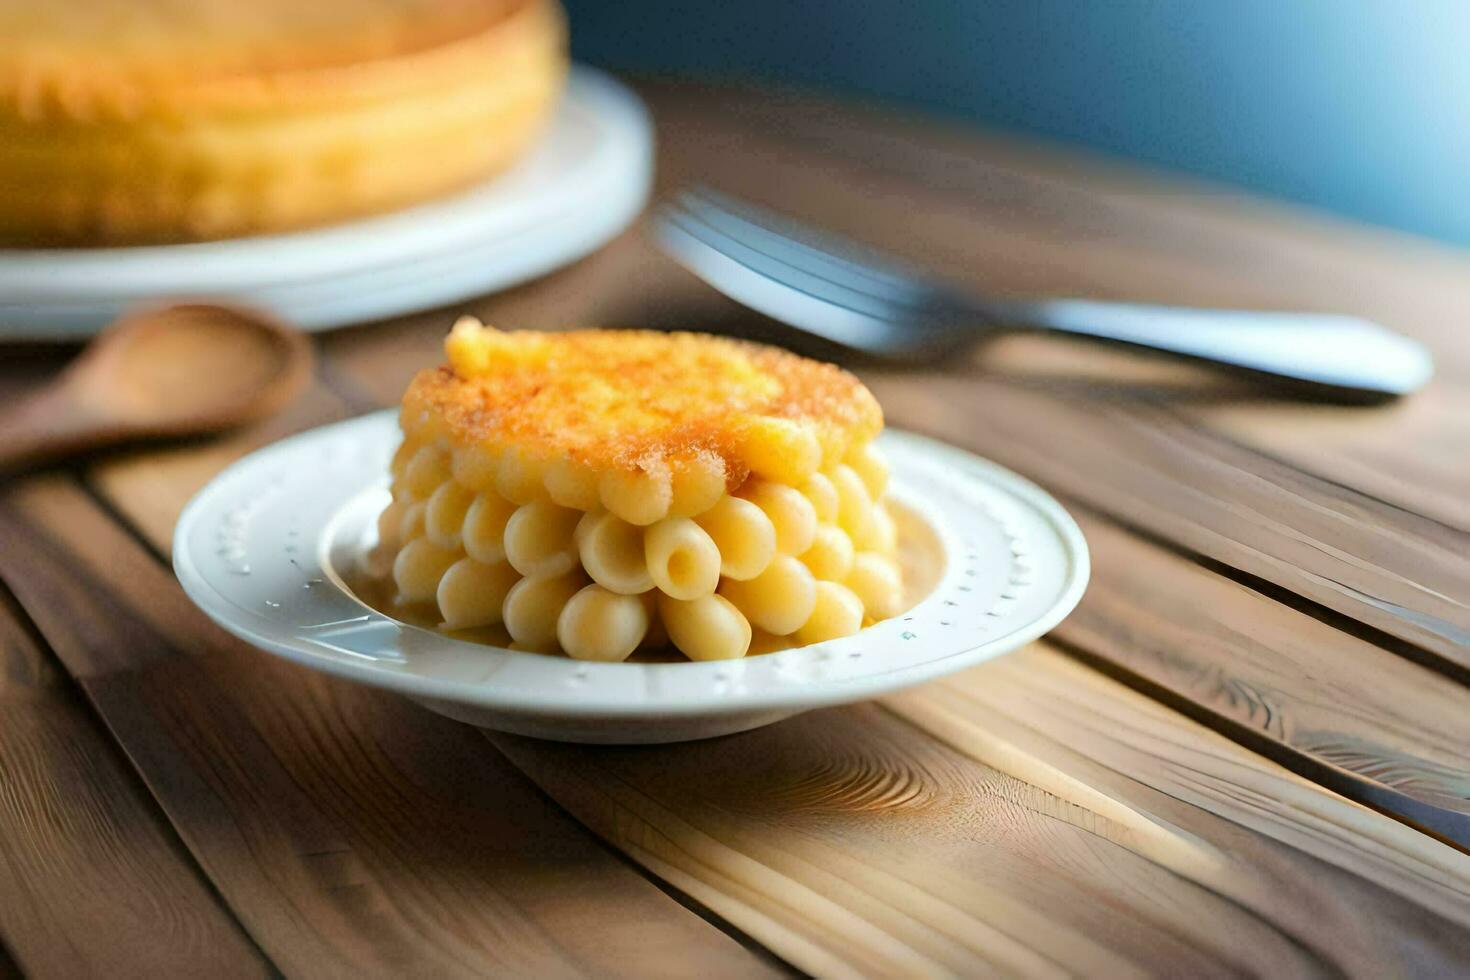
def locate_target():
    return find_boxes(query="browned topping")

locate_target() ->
[400,323,883,481]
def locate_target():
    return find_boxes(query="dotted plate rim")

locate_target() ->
[174,410,1089,720]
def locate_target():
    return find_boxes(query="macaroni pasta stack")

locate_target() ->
[377,318,903,662]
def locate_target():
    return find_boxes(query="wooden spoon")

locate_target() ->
[0,304,312,474]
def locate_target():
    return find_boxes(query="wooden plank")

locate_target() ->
[0,583,268,978]
[0,477,777,980]
[869,374,1470,670]
[891,648,1470,952]
[1057,510,1470,845]
[1205,392,1470,533]
[493,644,1470,978]
[956,334,1469,535]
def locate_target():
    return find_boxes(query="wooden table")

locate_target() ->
[2,81,1468,978]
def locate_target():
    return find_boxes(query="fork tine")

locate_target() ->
[679,187,938,303]
[656,203,911,321]
[653,203,935,350]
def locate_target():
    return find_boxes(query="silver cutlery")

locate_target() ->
[653,187,1433,398]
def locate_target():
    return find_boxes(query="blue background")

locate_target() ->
[565,1,1470,246]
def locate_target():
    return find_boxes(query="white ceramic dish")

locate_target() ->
[174,411,1089,743]
[0,68,651,340]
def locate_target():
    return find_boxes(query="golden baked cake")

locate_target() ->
[0,0,566,244]
[376,318,904,662]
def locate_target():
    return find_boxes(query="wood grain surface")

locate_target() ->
[0,479,776,980]
[495,646,1470,977]
[871,375,1470,671]
[0,585,267,979]
[1056,511,1470,845]
[0,78,1467,977]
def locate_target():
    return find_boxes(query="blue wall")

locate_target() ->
[566,0,1470,246]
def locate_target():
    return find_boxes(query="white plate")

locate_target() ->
[0,68,651,340]
[173,411,1089,743]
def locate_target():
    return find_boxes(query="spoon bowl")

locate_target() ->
[0,303,312,473]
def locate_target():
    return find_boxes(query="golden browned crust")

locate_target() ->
[400,323,884,485]
[0,0,546,110]
[0,0,565,244]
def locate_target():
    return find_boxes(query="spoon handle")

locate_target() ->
[1011,299,1434,398]
[0,385,103,473]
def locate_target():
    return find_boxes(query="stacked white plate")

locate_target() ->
[0,68,653,341]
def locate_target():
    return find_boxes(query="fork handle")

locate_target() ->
[1010,299,1433,397]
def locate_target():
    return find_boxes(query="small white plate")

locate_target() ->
[0,68,651,340]
[174,411,1089,743]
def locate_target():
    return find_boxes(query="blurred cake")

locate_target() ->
[377,318,904,663]
[0,0,566,245]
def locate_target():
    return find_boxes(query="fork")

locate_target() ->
[652,187,1433,398]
